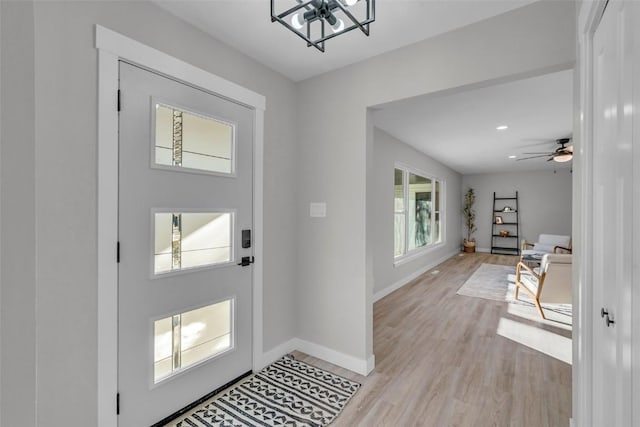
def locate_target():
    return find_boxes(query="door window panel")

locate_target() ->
[153,299,233,383]
[154,104,234,174]
[154,212,233,274]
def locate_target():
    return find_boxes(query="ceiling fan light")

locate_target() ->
[291,13,305,30]
[553,153,573,163]
[343,0,359,6]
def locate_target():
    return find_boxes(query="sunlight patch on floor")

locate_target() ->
[507,303,573,331]
[497,317,572,365]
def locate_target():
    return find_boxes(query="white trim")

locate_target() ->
[96,25,266,427]
[254,337,376,377]
[393,162,446,263]
[258,338,298,370]
[97,49,119,427]
[95,26,265,111]
[294,338,375,376]
[376,249,459,302]
[393,242,446,267]
[576,2,606,426]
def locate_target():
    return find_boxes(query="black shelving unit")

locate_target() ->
[490,191,520,255]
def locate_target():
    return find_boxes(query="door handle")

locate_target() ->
[601,308,615,327]
[237,256,255,267]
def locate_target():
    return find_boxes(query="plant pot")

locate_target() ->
[463,240,476,253]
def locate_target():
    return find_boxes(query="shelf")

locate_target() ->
[491,192,520,256]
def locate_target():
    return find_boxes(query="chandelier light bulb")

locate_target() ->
[331,18,345,33]
[344,0,359,6]
[291,13,305,30]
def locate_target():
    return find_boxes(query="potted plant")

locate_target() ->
[463,188,477,253]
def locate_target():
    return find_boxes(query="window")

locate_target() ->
[394,166,444,261]
[154,299,233,383]
[154,103,235,175]
[154,211,233,275]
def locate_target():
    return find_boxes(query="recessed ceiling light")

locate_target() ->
[496,125,509,130]
[508,155,517,159]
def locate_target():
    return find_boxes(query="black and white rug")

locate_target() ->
[171,355,360,427]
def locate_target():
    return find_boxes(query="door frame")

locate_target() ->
[95,25,266,427]
[577,1,640,426]
[576,2,606,425]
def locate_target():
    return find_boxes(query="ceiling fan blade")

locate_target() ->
[516,155,551,161]
[523,152,552,155]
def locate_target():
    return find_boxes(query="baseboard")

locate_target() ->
[476,247,491,253]
[256,338,298,370]
[294,338,374,376]
[258,337,375,376]
[373,249,460,302]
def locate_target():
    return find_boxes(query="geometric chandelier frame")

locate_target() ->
[271,0,376,52]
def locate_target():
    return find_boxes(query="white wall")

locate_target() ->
[0,2,36,426]
[462,169,573,251]
[0,0,578,424]
[295,1,575,367]
[1,1,298,425]
[371,128,461,297]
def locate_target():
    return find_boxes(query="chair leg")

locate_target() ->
[534,299,546,320]
[514,284,520,300]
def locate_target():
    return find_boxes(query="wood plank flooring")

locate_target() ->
[294,252,572,427]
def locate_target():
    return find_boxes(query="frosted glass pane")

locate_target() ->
[182,335,231,370]
[181,213,230,251]
[153,317,173,382]
[154,254,173,274]
[154,213,173,254]
[181,300,231,369]
[182,248,230,269]
[155,106,173,149]
[153,299,232,383]
[154,212,232,275]
[154,103,234,174]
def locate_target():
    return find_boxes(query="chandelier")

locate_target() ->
[271,0,375,52]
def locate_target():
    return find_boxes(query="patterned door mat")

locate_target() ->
[169,355,360,427]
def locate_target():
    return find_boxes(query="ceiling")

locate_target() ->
[372,69,574,175]
[154,0,535,82]
[153,1,571,175]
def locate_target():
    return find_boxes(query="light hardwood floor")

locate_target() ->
[295,252,572,427]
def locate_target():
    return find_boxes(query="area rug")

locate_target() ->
[456,263,572,319]
[170,355,360,427]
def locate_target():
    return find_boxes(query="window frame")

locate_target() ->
[393,163,445,266]
[150,207,237,279]
[149,296,236,388]
[150,97,238,178]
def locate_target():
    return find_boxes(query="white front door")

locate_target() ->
[591,1,634,425]
[117,61,254,426]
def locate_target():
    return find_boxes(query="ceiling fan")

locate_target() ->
[517,138,573,163]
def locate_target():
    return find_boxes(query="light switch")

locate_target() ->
[310,202,327,218]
